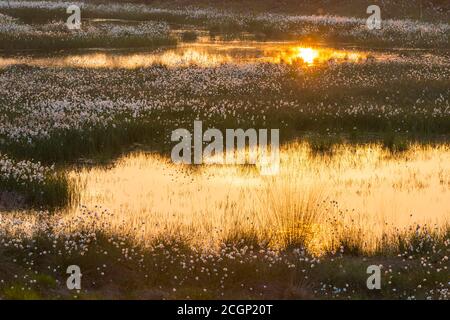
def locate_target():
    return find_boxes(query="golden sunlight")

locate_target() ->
[296,47,319,65]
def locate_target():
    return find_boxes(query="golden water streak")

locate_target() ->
[0,43,374,69]
[51,143,450,254]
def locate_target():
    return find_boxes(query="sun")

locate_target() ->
[297,47,319,65]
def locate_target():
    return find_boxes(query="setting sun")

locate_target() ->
[297,47,319,65]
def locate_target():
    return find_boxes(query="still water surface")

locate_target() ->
[64,143,450,252]
[0,40,430,69]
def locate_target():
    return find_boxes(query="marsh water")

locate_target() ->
[1,36,449,252]
[67,144,450,251]
[1,37,448,69]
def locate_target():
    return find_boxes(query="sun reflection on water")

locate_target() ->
[268,46,367,66]
[297,48,319,65]
[0,42,375,69]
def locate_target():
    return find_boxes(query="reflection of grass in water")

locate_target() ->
[308,136,337,155]
[58,143,450,255]
[180,31,198,42]
[382,133,409,154]
[0,33,177,51]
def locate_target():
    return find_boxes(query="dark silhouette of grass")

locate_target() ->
[0,225,448,299]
